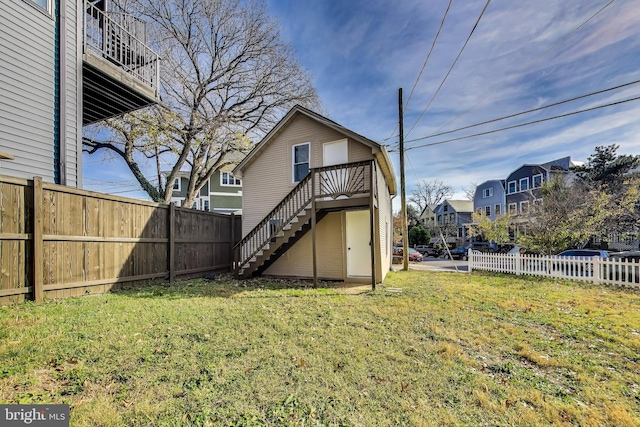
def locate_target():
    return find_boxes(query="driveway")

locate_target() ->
[406,256,469,273]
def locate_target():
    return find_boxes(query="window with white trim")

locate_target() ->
[443,204,449,212]
[533,174,543,188]
[508,203,517,214]
[485,206,491,216]
[173,178,181,191]
[520,201,530,214]
[495,204,501,216]
[520,177,529,192]
[483,188,493,198]
[293,143,310,182]
[221,172,241,186]
[24,0,52,14]
[507,181,517,194]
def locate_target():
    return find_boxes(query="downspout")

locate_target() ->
[57,0,68,185]
[390,193,397,270]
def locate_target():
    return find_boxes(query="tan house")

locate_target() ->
[233,105,397,288]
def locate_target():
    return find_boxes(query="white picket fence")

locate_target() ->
[468,251,640,289]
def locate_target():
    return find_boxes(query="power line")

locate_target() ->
[403,78,640,145]
[383,0,453,143]
[405,0,492,138]
[428,0,615,137]
[404,0,453,115]
[403,95,640,151]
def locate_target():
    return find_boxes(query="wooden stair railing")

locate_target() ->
[234,173,313,276]
[233,160,375,278]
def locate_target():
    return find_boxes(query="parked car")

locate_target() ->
[552,249,610,277]
[609,251,640,261]
[392,247,424,263]
[466,242,495,252]
[557,249,610,258]
[415,244,441,257]
[608,251,640,283]
[443,246,469,261]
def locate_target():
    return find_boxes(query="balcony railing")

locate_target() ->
[83,0,160,95]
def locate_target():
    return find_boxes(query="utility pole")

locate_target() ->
[399,88,409,271]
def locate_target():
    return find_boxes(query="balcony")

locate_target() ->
[82,0,160,125]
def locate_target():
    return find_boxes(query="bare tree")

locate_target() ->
[409,179,454,214]
[84,0,321,206]
[461,182,477,200]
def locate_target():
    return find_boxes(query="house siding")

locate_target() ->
[505,165,547,210]
[264,212,344,279]
[0,0,79,187]
[63,0,79,187]
[210,194,242,210]
[0,0,57,182]
[376,163,392,281]
[211,169,242,194]
[242,114,369,236]
[473,180,505,220]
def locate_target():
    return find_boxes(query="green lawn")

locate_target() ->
[1,271,639,426]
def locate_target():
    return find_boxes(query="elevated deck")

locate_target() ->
[82,0,160,125]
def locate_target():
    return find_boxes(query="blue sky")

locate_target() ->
[84,0,640,207]
[267,0,640,198]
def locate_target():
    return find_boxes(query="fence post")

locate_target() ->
[515,252,522,276]
[32,177,44,303]
[168,202,175,282]
[230,213,235,272]
[593,256,601,284]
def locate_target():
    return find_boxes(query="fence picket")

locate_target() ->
[469,251,639,289]
[0,176,241,306]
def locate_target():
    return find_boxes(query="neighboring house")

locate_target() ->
[473,180,506,220]
[233,105,397,288]
[433,199,474,245]
[0,0,160,186]
[505,156,577,216]
[168,166,243,214]
[419,204,438,228]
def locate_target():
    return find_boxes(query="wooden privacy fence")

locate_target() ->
[0,175,241,306]
[469,250,640,289]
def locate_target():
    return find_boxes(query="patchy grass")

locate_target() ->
[0,271,639,426]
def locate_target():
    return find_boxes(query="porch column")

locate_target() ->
[311,171,318,287]
[370,162,377,290]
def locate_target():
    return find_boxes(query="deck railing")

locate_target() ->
[83,0,160,95]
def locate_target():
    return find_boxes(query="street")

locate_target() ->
[402,256,470,273]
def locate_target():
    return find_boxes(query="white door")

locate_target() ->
[323,139,349,197]
[346,210,371,277]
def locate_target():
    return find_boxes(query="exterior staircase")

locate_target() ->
[234,161,375,279]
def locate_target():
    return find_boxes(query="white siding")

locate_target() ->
[63,0,79,187]
[0,0,79,187]
[376,162,392,281]
[0,0,57,182]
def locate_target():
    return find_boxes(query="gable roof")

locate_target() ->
[419,203,439,218]
[442,199,474,213]
[233,105,397,195]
